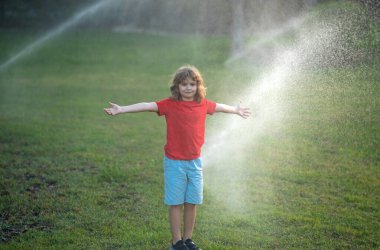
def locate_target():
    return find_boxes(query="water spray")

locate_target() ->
[203,12,346,212]
[0,0,118,72]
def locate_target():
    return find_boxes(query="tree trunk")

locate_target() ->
[230,0,245,56]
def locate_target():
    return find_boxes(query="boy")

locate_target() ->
[104,65,250,250]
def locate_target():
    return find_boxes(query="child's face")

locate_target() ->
[179,77,197,101]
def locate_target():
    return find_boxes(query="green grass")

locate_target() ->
[0,12,379,250]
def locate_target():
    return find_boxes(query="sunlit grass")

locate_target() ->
[0,23,379,250]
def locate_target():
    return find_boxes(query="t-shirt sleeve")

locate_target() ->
[206,99,216,115]
[156,98,170,116]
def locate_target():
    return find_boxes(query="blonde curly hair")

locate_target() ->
[170,65,206,103]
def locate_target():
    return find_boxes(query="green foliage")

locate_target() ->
[0,0,95,29]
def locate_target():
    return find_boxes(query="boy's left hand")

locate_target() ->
[236,104,251,119]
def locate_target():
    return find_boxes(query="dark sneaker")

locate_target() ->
[184,239,201,250]
[171,240,188,250]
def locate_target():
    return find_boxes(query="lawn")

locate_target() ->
[0,11,379,250]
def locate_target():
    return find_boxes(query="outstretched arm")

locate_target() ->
[215,103,251,119]
[104,102,158,116]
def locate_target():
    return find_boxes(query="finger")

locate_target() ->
[104,109,112,115]
[109,102,116,107]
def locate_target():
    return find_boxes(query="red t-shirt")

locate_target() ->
[156,98,216,160]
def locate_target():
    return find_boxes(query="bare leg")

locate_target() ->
[183,203,196,240]
[169,205,183,244]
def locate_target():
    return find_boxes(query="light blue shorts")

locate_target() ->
[164,156,203,205]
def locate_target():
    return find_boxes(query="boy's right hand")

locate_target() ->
[104,102,121,116]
